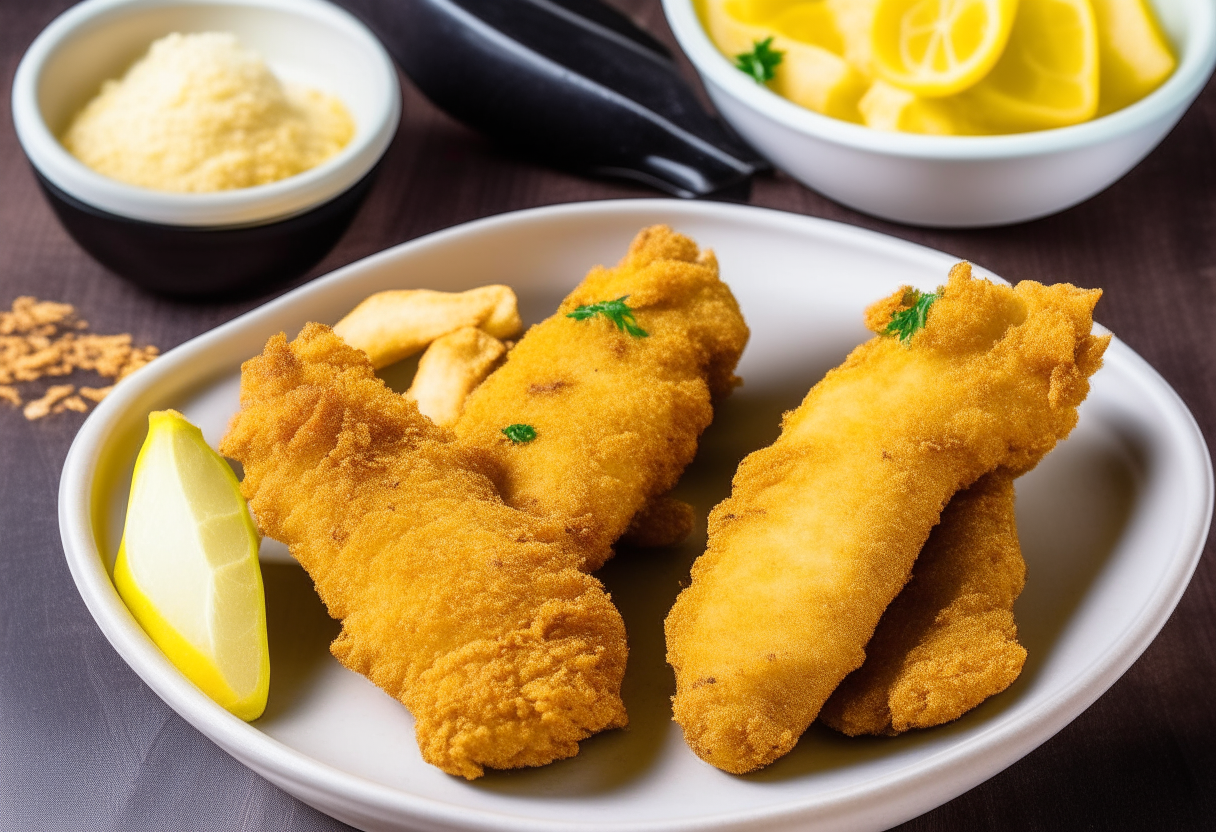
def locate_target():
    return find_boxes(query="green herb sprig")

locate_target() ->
[885,289,941,343]
[566,296,648,338]
[502,424,537,444]
[735,37,784,84]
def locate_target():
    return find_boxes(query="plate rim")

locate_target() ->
[58,199,1214,832]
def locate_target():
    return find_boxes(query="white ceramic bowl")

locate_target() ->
[11,0,400,295]
[14,0,399,227]
[662,0,1216,227]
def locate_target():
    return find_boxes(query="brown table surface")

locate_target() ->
[2,1,1214,829]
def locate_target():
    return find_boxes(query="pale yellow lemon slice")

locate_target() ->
[962,0,1098,132]
[768,2,869,121]
[1090,0,1176,116]
[114,410,269,721]
[774,42,870,121]
[770,2,846,54]
[826,0,882,77]
[700,0,868,121]
[700,0,774,57]
[859,79,984,133]
[872,0,1020,97]
[724,0,806,22]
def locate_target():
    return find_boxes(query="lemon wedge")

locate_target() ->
[1091,0,1176,116]
[114,410,269,721]
[962,0,1098,132]
[872,0,1019,97]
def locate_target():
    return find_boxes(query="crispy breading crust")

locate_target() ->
[665,264,1108,774]
[221,325,627,779]
[819,471,1027,736]
[619,493,698,549]
[454,226,749,570]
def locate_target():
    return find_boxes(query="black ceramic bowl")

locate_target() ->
[33,167,381,298]
[12,0,400,299]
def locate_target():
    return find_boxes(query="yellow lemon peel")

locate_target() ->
[872,0,1020,97]
[114,410,269,721]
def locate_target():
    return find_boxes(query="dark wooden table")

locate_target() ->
[2,1,1213,829]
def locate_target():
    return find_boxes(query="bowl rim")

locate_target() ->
[11,0,401,228]
[661,0,1216,160]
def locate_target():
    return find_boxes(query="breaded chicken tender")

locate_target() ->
[665,263,1108,774]
[819,471,1027,736]
[220,325,627,779]
[455,226,749,569]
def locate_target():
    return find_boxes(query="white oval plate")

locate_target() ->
[60,200,1212,832]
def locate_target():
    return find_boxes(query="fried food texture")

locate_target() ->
[619,493,698,549]
[220,324,627,779]
[819,471,1027,736]
[454,226,749,570]
[664,263,1108,774]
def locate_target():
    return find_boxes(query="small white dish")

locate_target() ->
[13,0,399,228]
[662,0,1216,227]
[60,200,1211,831]
[11,0,400,296]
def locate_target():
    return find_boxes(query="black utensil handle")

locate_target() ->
[337,0,769,198]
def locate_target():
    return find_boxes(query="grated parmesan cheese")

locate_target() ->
[61,32,355,193]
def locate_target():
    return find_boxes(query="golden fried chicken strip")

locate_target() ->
[819,471,1027,736]
[454,226,749,571]
[220,325,627,779]
[665,263,1108,774]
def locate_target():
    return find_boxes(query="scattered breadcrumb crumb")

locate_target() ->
[79,386,114,403]
[24,384,74,420]
[55,395,90,414]
[0,297,159,420]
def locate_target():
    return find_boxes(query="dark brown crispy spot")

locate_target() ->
[611,340,627,358]
[330,527,347,542]
[691,676,717,689]
[881,450,891,460]
[766,653,776,662]
[528,380,569,395]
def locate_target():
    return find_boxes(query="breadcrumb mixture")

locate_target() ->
[61,32,355,192]
[0,297,158,420]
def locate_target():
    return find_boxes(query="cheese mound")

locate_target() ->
[62,32,355,192]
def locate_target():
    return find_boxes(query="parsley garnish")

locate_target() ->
[502,423,537,444]
[566,296,648,338]
[735,37,784,84]
[885,289,941,343]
